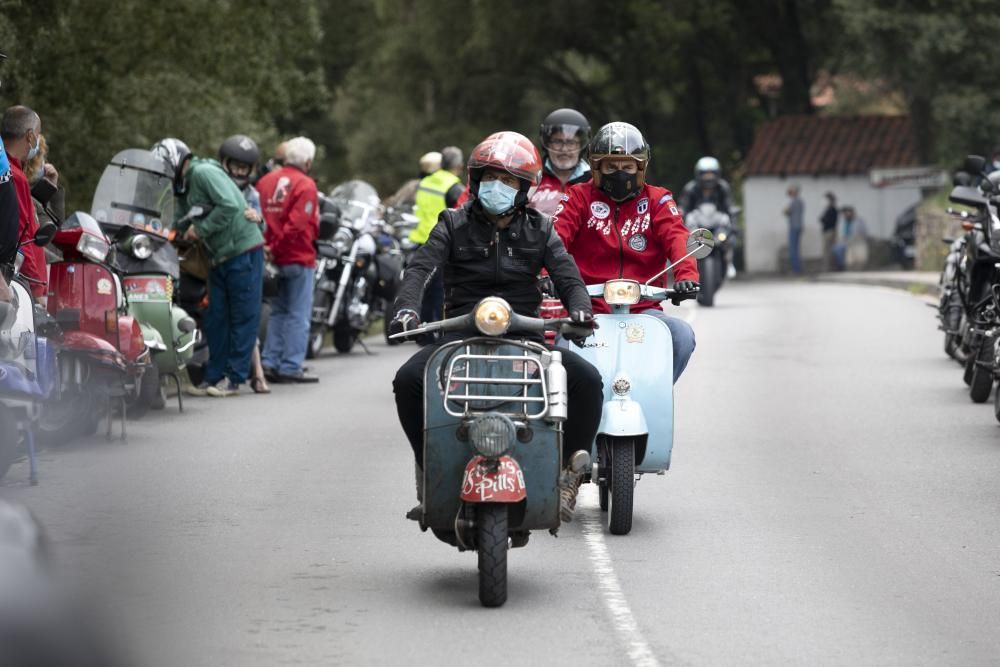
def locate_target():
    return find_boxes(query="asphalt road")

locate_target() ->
[4,280,1000,666]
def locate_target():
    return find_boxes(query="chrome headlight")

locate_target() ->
[129,234,153,260]
[603,280,641,305]
[332,227,354,255]
[468,412,516,458]
[77,232,109,263]
[474,297,512,336]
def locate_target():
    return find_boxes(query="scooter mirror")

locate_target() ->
[32,221,58,247]
[687,228,715,260]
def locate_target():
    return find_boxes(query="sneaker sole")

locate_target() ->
[206,388,237,397]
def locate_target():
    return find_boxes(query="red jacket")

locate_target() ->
[257,165,319,267]
[10,158,46,297]
[552,182,698,313]
[528,165,591,216]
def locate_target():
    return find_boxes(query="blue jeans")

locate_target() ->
[788,225,803,274]
[641,309,696,383]
[204,247,264,385]
[262,263,315,375]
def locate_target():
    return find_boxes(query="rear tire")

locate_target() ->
[608,438,635,535]
[476,503,508,608]
[38,392,103,446]
[970,336,994,403]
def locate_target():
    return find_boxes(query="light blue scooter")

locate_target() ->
[564,229,714,534]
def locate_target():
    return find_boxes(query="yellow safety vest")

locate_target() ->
[409,169,461,245]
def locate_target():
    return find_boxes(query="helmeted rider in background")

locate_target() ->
[552,122,699,384]
[529,108,592,216]
[679,156,733,216]
[390,131,602,520]
[219,134,263,222]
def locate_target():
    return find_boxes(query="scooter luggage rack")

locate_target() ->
[442,345,548,420]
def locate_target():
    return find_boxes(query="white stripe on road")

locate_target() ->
[579,488,662,667]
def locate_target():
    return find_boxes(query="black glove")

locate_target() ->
[671,280,700,305]
[538,274,556,298]
[562,310,596,345]
[388,308,421,338]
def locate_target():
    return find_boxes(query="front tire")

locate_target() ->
[970,335,994,403]
[697,256,717,307]
[608,438,635,535]
[306,326,325,359]
[38,391,103,445]
[333,324,356,354]
[476,503,508,608]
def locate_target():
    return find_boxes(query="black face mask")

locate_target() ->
[600,170,640,201]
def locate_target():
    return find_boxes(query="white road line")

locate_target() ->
[579,487,662,667]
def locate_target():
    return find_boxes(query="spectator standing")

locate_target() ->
[834,205,869,271]
[153,137,265,397]
[783,184,804,274]
[256,136,320,384]
[0,106,47,297]
[819,191,838,271]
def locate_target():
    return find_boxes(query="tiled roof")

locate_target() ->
[743,115,919,177]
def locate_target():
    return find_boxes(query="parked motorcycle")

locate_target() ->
[91,148,201,415]
[684,203,734,306]
[390,299,592,607]
[937,230,966,362]
[37,212,148,444]
[562,229,713,534]
[308,180,401,356]
[0,223,58,483]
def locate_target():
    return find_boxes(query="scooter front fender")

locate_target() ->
[459,455,527,503]
[599,398,648,438]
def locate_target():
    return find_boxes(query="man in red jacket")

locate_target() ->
[552,122,699,383]
[0,106,46,299]
[256,136,320,383]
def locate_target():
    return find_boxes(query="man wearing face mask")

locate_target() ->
[529,108,592,216]
[0,106,47,298]
[553,122,699,383]
[389,131,602,521]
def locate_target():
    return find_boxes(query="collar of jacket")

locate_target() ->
[543,158,591,185]
[469,200,528,235]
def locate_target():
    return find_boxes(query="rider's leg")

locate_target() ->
[392,344,439,468]
[641,309,696,383]
[555,346,603,463]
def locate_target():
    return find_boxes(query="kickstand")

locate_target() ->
[23,425,38,486]
[167,373,183,412]
[358,337,374,355]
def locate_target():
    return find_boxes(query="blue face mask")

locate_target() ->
[478,179,518,215]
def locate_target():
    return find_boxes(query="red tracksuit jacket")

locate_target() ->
[552,182,698,313]
[257,165,319,267]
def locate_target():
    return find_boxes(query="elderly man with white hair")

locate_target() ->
[256,136,321,383]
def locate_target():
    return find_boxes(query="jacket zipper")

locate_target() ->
[494,229,501,284]
[613,206,624,278]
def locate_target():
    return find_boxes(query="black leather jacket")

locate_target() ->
[394,201,591,319]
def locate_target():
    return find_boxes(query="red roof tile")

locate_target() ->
[743,115,919,177]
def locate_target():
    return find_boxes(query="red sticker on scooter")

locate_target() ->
[460,455,526,503]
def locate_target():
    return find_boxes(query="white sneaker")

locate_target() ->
[206,379,240,397]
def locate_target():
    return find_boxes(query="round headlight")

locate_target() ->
[717,231,728,242]
[474,297,512,336]
[131,234,153,260]
[612,375,631,396]
[468,412,516,458]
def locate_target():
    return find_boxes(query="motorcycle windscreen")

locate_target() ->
[91,148,174,240]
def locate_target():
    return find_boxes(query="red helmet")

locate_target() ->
[467,131,543,198]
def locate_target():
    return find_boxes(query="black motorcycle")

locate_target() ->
[307,180,401,357]
[684,202,736,307]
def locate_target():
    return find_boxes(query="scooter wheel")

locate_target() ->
[608,438,635,535]
[476,503,508,607]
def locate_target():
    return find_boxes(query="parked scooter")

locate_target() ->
[308,180,401,356]
[390,299,592,607]
[37,212,148,444]
[0,223,58,483]
[684,203,734,306]
[91,148,201,415]
[563,229,713,534]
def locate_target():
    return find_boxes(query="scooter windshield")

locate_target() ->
[91,149,174,239]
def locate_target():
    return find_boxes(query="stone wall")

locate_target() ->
[915,206,954,271]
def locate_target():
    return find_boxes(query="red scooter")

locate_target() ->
[37,212,149,444]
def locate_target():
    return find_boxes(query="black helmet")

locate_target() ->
[588,122,650,200]
[218,134,260,188]
[151,137,192,194]
[539,108,591,158]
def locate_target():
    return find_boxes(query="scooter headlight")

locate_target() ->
[474,297,511,336]
[603,280,641,305]
[612,375,631,397]
[129,234,153,260]
[468,412,516,459]
[76,232,109,263]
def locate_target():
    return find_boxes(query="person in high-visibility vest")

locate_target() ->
[408,146,464,343]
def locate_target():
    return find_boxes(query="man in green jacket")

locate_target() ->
[153,137,265,397]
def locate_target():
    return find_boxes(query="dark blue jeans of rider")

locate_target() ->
[393,340,603,469]
[204,247,264,386]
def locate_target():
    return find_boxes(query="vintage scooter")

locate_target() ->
[391,299,591,607]
[91,148,200,415]
[37,212,148,444]
[0,223,59,484]
[564,229,714,535]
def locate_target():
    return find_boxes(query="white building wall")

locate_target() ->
[742,175,922,273]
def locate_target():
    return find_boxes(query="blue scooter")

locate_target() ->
[565,229,714,534]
